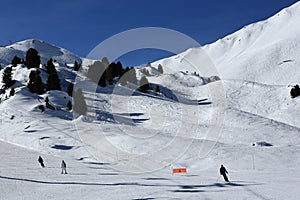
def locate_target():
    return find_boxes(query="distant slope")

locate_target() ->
[1,39,82,65]
[153,1,300,85]
[203,1,300,85]
[150,1,300,127]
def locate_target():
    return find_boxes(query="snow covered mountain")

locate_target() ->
[153,1,300,85]
[0,2,300,200]
[152,1,300,127]
[1,39,82,65]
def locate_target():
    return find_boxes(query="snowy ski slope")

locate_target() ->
[0,2,300,199]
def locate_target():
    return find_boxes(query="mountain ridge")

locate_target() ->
[152,1,300,85]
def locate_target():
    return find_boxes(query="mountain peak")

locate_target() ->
[151,1,300,85]
[1,39,82,65]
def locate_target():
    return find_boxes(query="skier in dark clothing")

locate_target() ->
[38,156,45,168]
[220,164,229,182]
[61,160,67,174]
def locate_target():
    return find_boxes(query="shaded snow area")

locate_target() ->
[0,2,300,199]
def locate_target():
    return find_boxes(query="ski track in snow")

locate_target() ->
[2,140,298,200]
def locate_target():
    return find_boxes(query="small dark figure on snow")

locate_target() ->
[290,84,300,98]
[61,160,67,174]
[220,164,229,182]
[38,156,45,168]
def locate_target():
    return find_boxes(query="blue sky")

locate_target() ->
[0,0,298,66]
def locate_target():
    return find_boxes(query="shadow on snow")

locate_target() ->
[0,175,261,192]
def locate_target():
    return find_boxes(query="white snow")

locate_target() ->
[0,2,300,199]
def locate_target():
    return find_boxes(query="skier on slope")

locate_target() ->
[61,160,67,174]
[220,164,229,182]
[38,156,45,168]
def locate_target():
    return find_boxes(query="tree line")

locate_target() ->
[2,48,166,116]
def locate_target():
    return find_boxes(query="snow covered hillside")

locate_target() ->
[152,1,300,127]
[0,39,82,66]
[153,1,300,85]
[0,2,300,200]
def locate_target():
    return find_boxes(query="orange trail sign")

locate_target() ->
[172,168,187,173]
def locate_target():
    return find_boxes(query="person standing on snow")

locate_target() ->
[220,164,229,182]
[38,156,45,168]
[61,160,67,174]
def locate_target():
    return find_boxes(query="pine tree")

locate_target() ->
[119,67,137,86]
[46,72,61,91]
[44,58,61,91]
[98,75,107,87]
[73,89,87,115]
[105,62,115,85]
[67,83,74,97]
[139,76,150,93]
[74,61,81,71]
[66,100,72,111]
[127,68,138,85]
[102,57,109,66]
[9,88,15,96]
[2,67,15,89]
[115,61,124,77]
[27,70,45,94]
[25,48,40,69]
[87,61,107,87]
[11,56,22,67]
[141,68,150,76]
[118,67,128,86]
[290,84,300,98]
[158,64,163,74]
[104,61,125,85]
[45,58,56,74]
[27,70,36,93]
[33,72,45,95]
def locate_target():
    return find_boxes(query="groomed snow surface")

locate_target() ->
[1,1,300,199]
